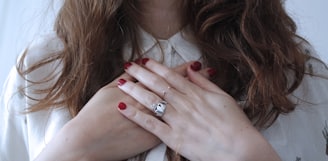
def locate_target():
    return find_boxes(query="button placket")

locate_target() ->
[159,40,173,67]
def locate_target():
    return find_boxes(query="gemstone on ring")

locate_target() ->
[152,101,167,117]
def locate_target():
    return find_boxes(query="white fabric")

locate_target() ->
[1,28,328,161]
[145,143,167,161]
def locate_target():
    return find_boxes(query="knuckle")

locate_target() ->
[144,117,158,130]
[162,70,175,79]
[148,76,162,87]
[144,94,159,107]
[128,83,138,92]
[126,109,138,118]
[132,66,143,75]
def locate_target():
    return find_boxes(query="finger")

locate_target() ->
[117,102,174,144]
[133,59,201,94]
[124,61,186,99]
[106,72,136,87]
[138,58,192,73]
[113,72,136,82]
[117,78,177,121]
[172,61,194,77]
[186,66,223,94]
[198,67,216,80]
[173,63,213,80]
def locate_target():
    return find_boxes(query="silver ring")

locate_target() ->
[152,101,167,117]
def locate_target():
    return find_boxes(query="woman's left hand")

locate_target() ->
[117,59,281,161]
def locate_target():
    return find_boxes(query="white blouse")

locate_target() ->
[1,28,328,161]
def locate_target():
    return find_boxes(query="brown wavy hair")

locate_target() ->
[18,0,310,160]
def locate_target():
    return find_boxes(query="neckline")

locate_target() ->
[138,25,187,41]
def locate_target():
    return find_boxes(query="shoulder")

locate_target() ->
[291,42,328,104]
[1,33,64,109]
[22,33,64,67]
[262,41,328,159]
[293,36,327,79]
[18,33,64,84]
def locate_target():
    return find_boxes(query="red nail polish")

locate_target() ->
[118,102,127,110]
[141,58,149,65]
[124,62,132,69]
[190,61,202,71]
[207,68,217,77]
[118,79,126,86]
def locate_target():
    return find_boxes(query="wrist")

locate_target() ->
[234,128,281,161]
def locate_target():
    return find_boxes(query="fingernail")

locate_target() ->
[118,102,127,110]
[141,58,149,65]
[190,61,202,71]
[207,68,217,77]
[124,62,132,69]
[118,79,126,86]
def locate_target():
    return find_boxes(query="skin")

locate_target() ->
[117,59,282,161]
[35,1,190,160]
[36,0,281,160]
[137,0,185,39]
[35,62,212,161]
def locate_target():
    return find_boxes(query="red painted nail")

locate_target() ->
[118,102,127,110]
[190,61,202,71]
[124,62,132,69]
[118,79,126,86]
[141,58,149,65]
[207,68,217,77]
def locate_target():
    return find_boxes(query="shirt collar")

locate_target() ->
[137,26,202,62]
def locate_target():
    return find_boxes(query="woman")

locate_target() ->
[1,0,327,161]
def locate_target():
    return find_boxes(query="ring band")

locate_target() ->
[152,101,167,117]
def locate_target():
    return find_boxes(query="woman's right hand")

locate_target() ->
[35,61,213,161]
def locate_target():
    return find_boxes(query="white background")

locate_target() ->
[0,0,327,93]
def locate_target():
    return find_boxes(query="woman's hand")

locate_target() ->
[117,59,281,161]
[35,61,213,161]
[35,73,157,161]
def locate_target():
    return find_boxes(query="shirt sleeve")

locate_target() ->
[261,52,328,161]
[0,34,68,161]
[0,67,30,161]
